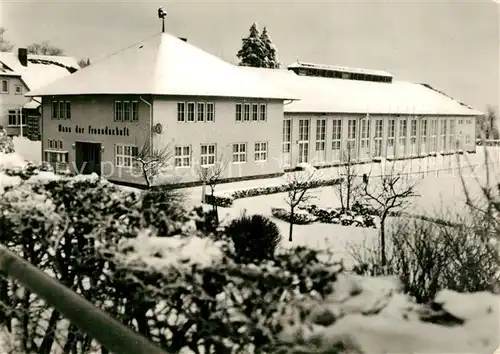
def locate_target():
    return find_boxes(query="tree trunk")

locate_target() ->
[346,182,351,211]
[288,207,294,242]
[380,213,388,268]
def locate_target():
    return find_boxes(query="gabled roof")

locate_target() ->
[241,67,483,116]
[26,32,297,100]
[0,52,79,92]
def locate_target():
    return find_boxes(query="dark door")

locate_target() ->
[75,142,101,176]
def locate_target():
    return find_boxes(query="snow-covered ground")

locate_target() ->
[12,136,41,163]
[11,139,499,268]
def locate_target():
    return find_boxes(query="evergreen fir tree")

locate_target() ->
[261,27,280,69]
[237,23,266,68]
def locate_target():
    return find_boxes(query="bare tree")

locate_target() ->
[133,138,172,188]
[197,155,228,221]
[362,162,421,266]
[0,27,14,52]
[477,106,499,140]
[27,41,64,56]
[283,166,317,242]
[333,146,362,212]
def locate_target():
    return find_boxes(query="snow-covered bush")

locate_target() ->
[0,128,14,154]
[296,202,378,228]
[351,214,500,303]
[204,178,343,207]
[204,193,234,207]
[276,274,499,353]
[271,207,316,224]
[1,161,499,354]
[225,213,282,263]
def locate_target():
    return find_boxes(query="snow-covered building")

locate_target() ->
[26,33,295,184]
[26,32,482,187]
[0,49,79,138]
[245,62,481,166]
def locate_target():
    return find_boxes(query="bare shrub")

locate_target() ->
[350,209,500,303]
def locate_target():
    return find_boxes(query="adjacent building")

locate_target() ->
[0,49,79,138]
[245,62,480,167]
[26,32,482,187]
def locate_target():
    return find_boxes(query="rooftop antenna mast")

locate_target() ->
[158,6,167,33]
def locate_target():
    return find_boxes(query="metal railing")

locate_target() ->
[0,244,167,354]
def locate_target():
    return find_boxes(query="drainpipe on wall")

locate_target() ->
[139,96,153,153]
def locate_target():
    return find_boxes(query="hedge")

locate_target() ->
[205,177,343,208]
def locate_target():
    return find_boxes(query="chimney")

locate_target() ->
[178,37,187,42]
[18,48,28,67]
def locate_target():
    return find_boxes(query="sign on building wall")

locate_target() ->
[58,124,130,137]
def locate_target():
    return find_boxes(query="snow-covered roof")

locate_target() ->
[26,32,297,100]
[241,67,483,116]
[288,60,393,78]
[0,52,79,92]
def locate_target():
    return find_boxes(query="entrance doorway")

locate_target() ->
[75,142,101,175]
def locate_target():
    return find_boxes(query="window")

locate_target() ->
[347,119,357,160]
[1,80,8,93]
[243,103,250,121]
[58,101,66,119]
[232,143,247,163]
[332,119,342,161]
[65,102,71,119]
[201,144,216,166]
[465,133,471,145]
[430,119,438,152]
[387,119,395,156]
[298,119,310,163]
[115,144,138,167]
[187,102,195,122]
[259,104,267,121]
[206,102,214,122]
[51,100,70,119]
[448,119,456,150]
[315,119,326,163]
[252,104,258,121]
[48,139,62,150]
[115,101,122,121]
[52,101,58,119]
[410,118,417,155]
[360,118,370,158]
[254,142,268,162]
[174,145,191,167]
[197,102,205,122]
[132,101,139,121]
[235,103,242,122]
[420,119,427,154]
[177,102,185,122]
[44,151,69,172]
[14,85,22,95]
[8,110,25,126]
[374,119,383,157]
[282,119,292,166]
[123,101,131,121]
[440,119,447,151]
[8,110,18,126]
[398,119,407,155]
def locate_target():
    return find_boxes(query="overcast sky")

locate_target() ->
[2,0,498,111]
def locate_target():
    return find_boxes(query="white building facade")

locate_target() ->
[27,34,482,187]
